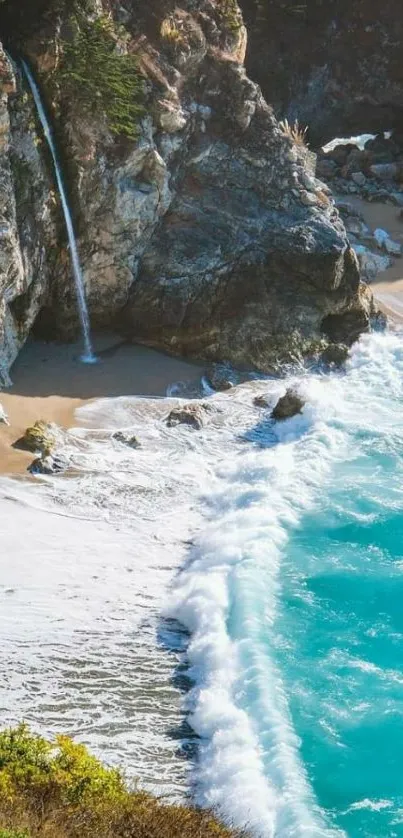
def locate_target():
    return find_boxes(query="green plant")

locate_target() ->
[217,0,243,34]
[58,12,145,139]
[0,831,30,838]
[0,725,239,838]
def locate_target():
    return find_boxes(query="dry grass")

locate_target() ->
[160,17,184,44]
[278,117,309,147]
[315,188,331,207]
[0,726,241,838]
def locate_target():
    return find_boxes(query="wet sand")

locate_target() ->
[0,334,203,475]
[343,195,403,322]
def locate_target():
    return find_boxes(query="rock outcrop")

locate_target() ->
[166,403,212,430]
[316,136,403,203]
[29,452,69,475]
[271,388,305,421]
[14,419,57,454]
[0,0,379,381]
[0,42,57,385]
[320,343,349,368]
[241,0,403,145]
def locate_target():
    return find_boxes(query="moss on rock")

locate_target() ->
[13,420,57,454]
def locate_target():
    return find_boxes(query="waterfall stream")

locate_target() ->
[21,59,96,363]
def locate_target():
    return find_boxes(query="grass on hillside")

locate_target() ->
[0,725,242,838]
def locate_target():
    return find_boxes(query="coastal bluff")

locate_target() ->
[0,0,378,383]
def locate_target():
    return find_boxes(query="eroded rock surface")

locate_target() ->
[320,343,349,368]
[28,452,69,475]
[271,388,305,421]
[0,0,379,380]
[14,419,58,454]
[0,44,57,385]
[166,402,212,430]
[206,364,236,392]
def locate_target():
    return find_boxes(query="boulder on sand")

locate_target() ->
[14,420,57,454]
[271,389,305,421]
[28,453,69,475]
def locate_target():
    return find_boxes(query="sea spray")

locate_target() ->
[21,60,95,363]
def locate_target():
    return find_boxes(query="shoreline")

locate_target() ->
[2,207,403,479]
[340,195,403,322]
[0,335,203,476]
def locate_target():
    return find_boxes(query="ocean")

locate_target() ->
[1,329,402,837]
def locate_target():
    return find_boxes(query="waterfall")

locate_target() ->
[21,60,96,363]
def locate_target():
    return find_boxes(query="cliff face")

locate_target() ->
[0,43,57,385]
[241,0,403,145]
[0,0,377,378]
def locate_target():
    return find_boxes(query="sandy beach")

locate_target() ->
[0,334,203,475]
[343,196,403,321]
[1,198,402,477]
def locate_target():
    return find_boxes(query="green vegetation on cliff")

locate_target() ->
[0,832,29,838]
[59,12,144,139]
[0,725,237,838]
[218,0,243,33]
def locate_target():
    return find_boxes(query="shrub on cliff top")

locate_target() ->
[0,725,239,838]
[59,12,144,139]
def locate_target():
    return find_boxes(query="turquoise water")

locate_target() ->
[275,341,403,836]
[170,331,403,837]
[278,446,403,836]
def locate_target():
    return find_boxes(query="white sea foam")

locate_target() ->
[346,799,392,813]
[322,131,392,152]
[164,330,403,836]
[2,330,403,834]
[165,412,347,835]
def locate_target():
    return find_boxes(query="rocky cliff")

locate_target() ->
[0,0,377,380]
[0,43,57,384]
[242,0,403,146]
